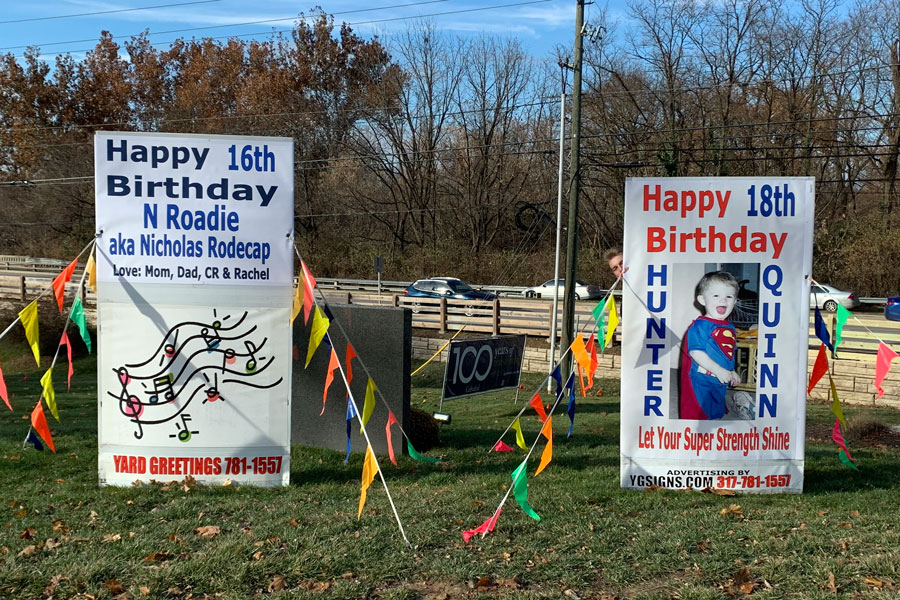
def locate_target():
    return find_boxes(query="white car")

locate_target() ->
[523,279,602,300]
[810,284,860,311]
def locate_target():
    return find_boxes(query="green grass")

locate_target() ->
[1,347,899,599]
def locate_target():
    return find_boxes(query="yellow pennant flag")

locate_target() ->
[18,300,40,366]
[603,297,619,350]
[830,375,845,427]
[510,417,527,450]
[290,278,303,323]
[86,253,97,293]
[360,378,377,433]
[535,417,553,476]
[40,367,59,422]
[305,307,330,368]
[570,334,591,374]
[357,445,379,519]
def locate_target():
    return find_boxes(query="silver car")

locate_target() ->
[810,284,860,311]
[523,279,602,300]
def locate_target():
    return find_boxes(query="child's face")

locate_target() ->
[697,280,737,319]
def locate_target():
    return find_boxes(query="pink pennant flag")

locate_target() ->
[385,410,399,466]
[321,348,340,416]
[0,360,11,411]
[529,392,547,422]
[831,418,855,462]
[807,343,829,395]
[874,342,899,398]
[492,440,514,452]
[301,260,317,324]
[60,332,74,391]
[462,508,502,543]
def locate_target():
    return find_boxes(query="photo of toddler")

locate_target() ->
[679,271,742,420]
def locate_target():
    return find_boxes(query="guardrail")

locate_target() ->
[2,274,897,359]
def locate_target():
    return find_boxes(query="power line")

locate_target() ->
[0,0,451,51]
[0,0,222,25]
[8,0,552,57]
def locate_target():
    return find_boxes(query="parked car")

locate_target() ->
[522,279,602,300]
[886,297,900,321]
[405,277,497,305]
[810,283,860,311]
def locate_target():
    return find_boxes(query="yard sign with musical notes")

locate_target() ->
[94,131,294,487]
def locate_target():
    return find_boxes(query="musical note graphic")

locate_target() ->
[169,414,198,442]
[111,309,282,439]
[244,340,259,373]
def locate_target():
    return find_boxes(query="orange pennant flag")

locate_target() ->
[385,410,399,466]
[301,260,316,324]
[529,392,547,422]
[60,332,74,391]
[585,333,598,388]
[345,343,357,383]
[85,253,97,293]
[31,399,56,453]
[535,417,553,476]
[0,360,11,411]
[357,445,378,519]
[570,334,592,375]
[51,258,79,313]
[807,343,829,395]
[322,348,340,416]
[290,277,303,324]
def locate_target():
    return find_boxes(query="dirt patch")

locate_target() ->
[807,421,900,448]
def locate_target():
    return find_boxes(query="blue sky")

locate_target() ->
[0,0,596,64]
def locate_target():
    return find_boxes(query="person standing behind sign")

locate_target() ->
[604,247,625,279]
[679,271,742,420]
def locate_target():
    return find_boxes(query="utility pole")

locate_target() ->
[560,0,585,378]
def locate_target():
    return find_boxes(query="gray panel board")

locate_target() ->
[291,303,410,456]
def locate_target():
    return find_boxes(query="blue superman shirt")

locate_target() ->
[679,316,737,420]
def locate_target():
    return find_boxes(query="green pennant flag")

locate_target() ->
[407,440,440,463]
[511,461,540,521]
[592,300,607,351]
[838,448,858,470]
[70,298,92,354]
[834,304,851,357]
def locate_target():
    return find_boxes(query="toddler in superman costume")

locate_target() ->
[679,271,742,420]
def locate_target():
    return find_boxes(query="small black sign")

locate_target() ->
[442,335,526,401]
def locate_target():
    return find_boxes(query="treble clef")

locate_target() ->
[114,367,145,438]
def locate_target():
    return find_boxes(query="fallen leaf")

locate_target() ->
[706,487,737,496]
[850,510,860,518]
[43,574,67,596]
[826,572,837,593]
[139,586,150,595]
[252,551,264,561]
[268,576,286,592]
[193,525,220,538]
[102,533,122,543]
[864,577,884,589]
[52,520,69,534]
[475,576,495,589]
[837,522,852,528]
[44,538,62,550]
[18,545,37,557]
[222,479,233,487]
[142,551,173,563]
[89,511,100,524]
[103,579,125,594]
[564,589,581,599]
[720,504,744,518]
[14,509,27,518]
[288,518,300,528]
[19,527,37,540]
